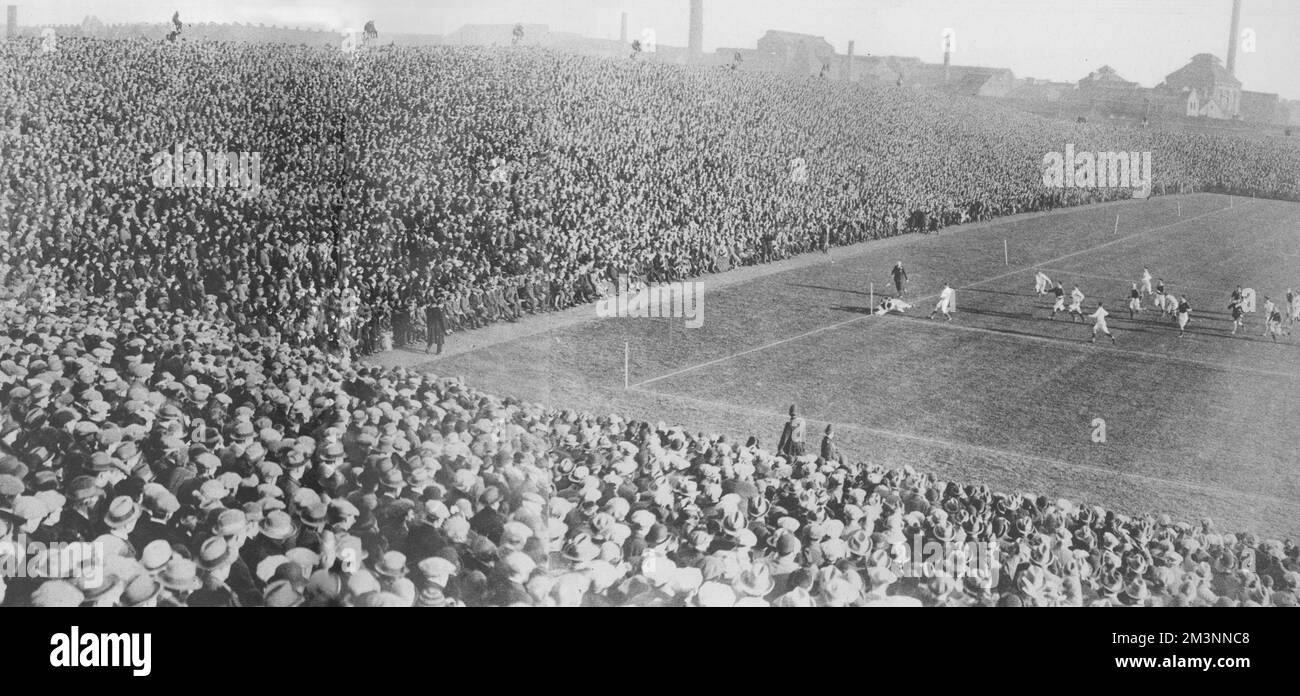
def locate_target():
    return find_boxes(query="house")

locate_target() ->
[900,62,1016,98]
[751,30,837,77]
[1157,53,1241,118]
[1008,78,1076,102]
[1077,65,1139,92]
[1240,90,1285,124]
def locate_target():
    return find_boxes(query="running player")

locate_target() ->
[1127,282,1142,320]
[1153,278,1167,318]
[929,284,955,321]
[1288,288,1299,326]
[1034,270,1053,296]
[875,297,913,316]
[1260,297,1277,336]
[1265,306,1286,341]
[1229,299,1245,335]
[1067,285,1086,323]
[1049,282,1067,320]
[1162,291,1178,319]
[1176,296,1192,338]
[1140,268,1153,297]
[1088,301,1117,345]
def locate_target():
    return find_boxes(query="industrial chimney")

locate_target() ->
[943,34,952,83]
[6,5,15,40]
[1226,0,1242,75]
[688,0,703,60]
[620,12,627,44]
[846,40,855,81]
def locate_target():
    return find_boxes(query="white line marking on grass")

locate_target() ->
[627,385,1298,509]
[886,315,1300,382]
[632,205,1236,388]
[630,313,871,388]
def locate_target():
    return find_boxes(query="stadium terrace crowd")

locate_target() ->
[1,268,1297,608]
[5,38,1300,355]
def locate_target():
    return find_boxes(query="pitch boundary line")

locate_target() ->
[626,385,1298,509]
[882,314,1300,381]
[632,204,1235,388]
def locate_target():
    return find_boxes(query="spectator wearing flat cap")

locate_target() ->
[58,476,105,543]
[130,485,184,551]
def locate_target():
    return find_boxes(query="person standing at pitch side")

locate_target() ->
[777,405,807,460]
[425,298,447,355]
[890,261,909,296]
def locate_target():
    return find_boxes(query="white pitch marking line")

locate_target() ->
[632,204,1235,388]
[625,385,1298,509]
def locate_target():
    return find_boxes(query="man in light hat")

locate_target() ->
[772,568,817,607]
[189,536,245,607]
[862,566,921,607]
[241,510,300,572]
[118,574,162,608]
[99,496,142,557]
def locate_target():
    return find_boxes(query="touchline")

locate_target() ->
[49,626,152,677]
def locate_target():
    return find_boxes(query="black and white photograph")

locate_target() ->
[1,0,1297,676]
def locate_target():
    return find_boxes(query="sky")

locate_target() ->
[12,0,1300,99]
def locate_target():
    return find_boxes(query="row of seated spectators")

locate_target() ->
[2,268,1296,607]
[4,38,1300,353]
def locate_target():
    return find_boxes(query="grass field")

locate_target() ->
[397,193,1300,539]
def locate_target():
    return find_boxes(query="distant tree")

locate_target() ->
[512,23,524,45]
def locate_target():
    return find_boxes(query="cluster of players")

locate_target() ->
[873,262,958,323]
[1035,269,1294,343]
[872,261,1295,344]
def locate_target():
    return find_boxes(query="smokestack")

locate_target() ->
[688,0,703,59]
[943,32,952,83]
[1226,0,1242,75]
[620,12,627,44]
[846,40,855,81]
[6,6,15,40]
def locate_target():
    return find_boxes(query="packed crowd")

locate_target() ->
[2,267,1296,607]
[5,38,1300,354]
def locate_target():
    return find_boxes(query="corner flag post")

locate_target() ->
[1114,214,1119,235]
[1004,239,1009,265]
[624,341,629,390]
[870,282,874,309]
[1177,200,1181,217]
